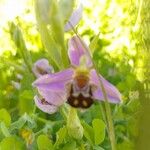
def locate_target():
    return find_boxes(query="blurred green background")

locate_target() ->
[0,0,149,150]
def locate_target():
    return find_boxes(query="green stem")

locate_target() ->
[32,114,63,125]
[78,36,116,150]
[32,115,50,124]
[135,0,143,26]
[59,106,68,120]
[34,129,44,136]
[61,44,69,68]
[99,103,108,131]
[94,65,116,150]
[72,31,116,149]
[63,22,116,149]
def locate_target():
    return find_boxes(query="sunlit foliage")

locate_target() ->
[0,0,149,149]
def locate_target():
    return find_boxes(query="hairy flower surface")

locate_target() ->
[32,36,121,114]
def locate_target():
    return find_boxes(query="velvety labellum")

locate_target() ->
[67,84,94,108]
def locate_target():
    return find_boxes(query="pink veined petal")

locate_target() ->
[38,88,67,106]
[34,95,58,114]
[64,4,83,32]
[32,68,74,91]
[68,36,92,67]
[32,68,73,106]
[90,69,121,103]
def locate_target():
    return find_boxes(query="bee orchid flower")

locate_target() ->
[32,36,121,114]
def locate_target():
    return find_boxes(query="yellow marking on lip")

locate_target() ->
[82,100,88,107]
[73,99,79,106]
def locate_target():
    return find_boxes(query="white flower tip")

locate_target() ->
[64,4,83,32]
[11,81,21,90]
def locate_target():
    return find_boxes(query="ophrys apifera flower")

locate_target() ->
[32,36,121,114]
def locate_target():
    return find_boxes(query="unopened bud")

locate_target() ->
[67,108,83,140]
[32,58,53,78]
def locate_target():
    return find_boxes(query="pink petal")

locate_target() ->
[32,68,74,105]
[38,89,67,106]
[32,58,53,78]
[64,4,83,31]
[33,68,73,90]
[34,95,58,114]
[68,36,92,67]
[90,69,121,103]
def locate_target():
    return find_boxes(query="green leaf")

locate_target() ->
[117,140,134,150]
[54,126,67,148]
[9,22,32,72]
[35,0,51,25]
[78,144,86,150]
[93,145,105,150]
[10,114,27,131]
[91,103,103,119]
[10,114,36,132]
[50,0,69,67]
[37,134,54,150]
[61,141,76,150]
[89,33,100,54]
[18,90,34,115]
[92,119,105,145]
[81,121,94,145]
[0,122,11,137]
[35,0,63,69]
[59,0,75,22]
[0,136,25,150]
[50,0,64,45]
[0,109,11,127]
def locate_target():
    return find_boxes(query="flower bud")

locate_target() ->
[67,108,83,140]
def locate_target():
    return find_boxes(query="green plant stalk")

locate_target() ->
[70,29,117,149]
[32,114,63,125]
[99,103,108,131]
[50,0,69,69]
[59,106,67,120]
[97,78,116,150]
[13,23,33,73]
[19,47,33,73]
[61,44,69,68]
[135,0,143,26]
[67,107,83,140]
[34,0,63,70]
[84,43,116,150]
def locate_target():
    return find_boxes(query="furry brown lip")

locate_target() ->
[36,66,48,75]
[67,85,94,108]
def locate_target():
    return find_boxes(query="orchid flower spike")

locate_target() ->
[32,36,121,114]
[32,58,53,78]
